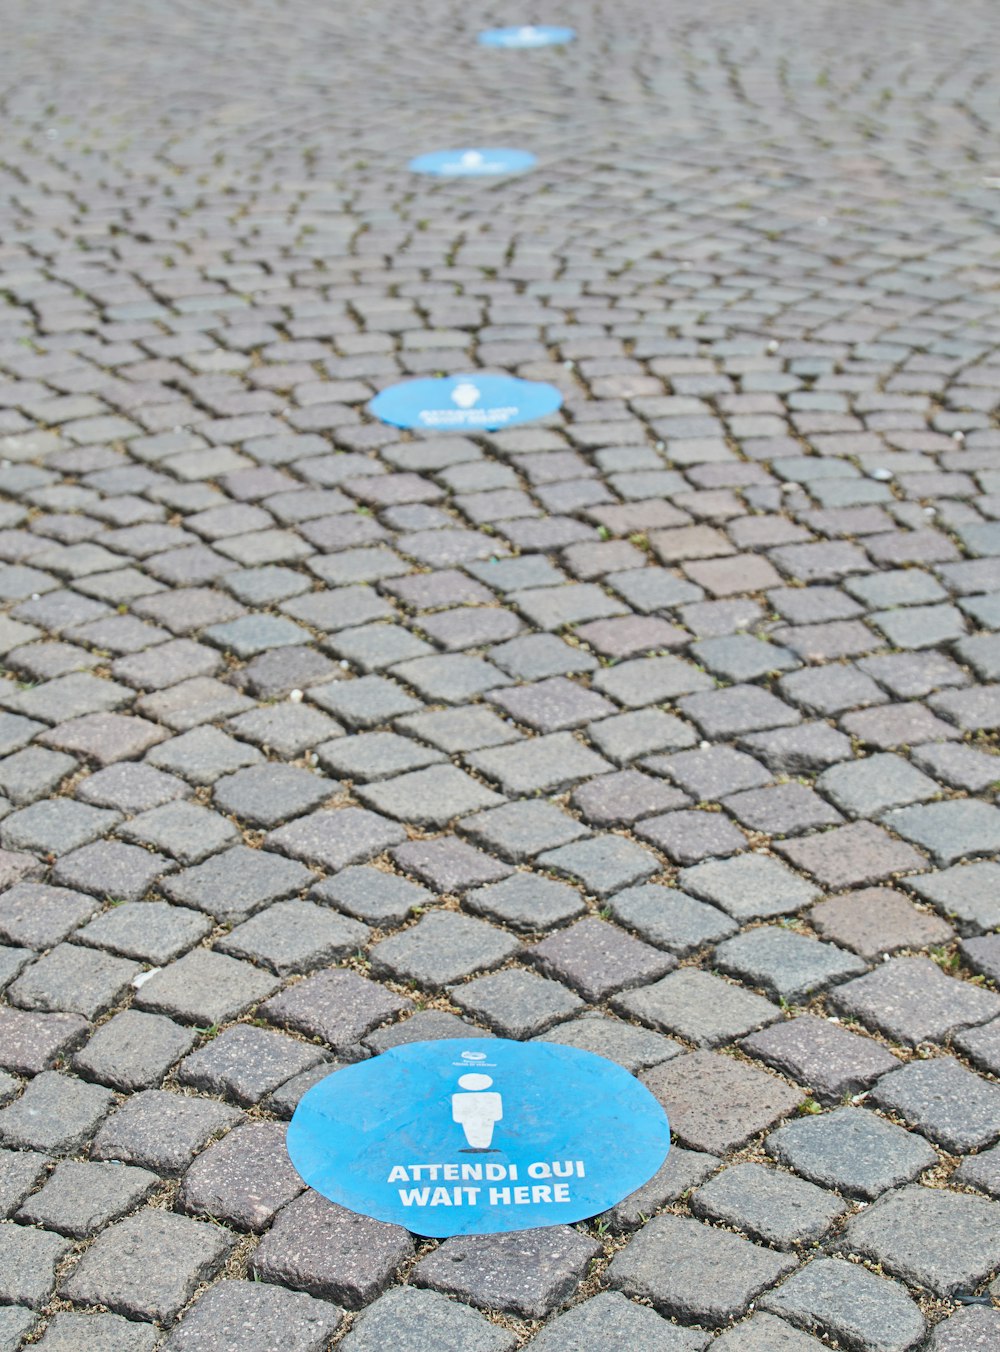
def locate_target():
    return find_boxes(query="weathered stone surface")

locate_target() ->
[761,1257,925,1352]
[643,1051,802,1154]
[869,1056,1000,1152]
[164,1280,342,1352]
[690,1161,847,1248]
[178,1121,305,1230]
[741,1014,900,1103]
[0,1222,72,1308]
[339,1287,515,1352]
[608,1213,797,1327]
[766,1109,937,1199]
[251,1192,412,1309]
[0,1071,114,1154]
[527,1292,709,1351]
[413,1225,601,1320]
[60,1211,235,1323]
[837,1185,1000,1298]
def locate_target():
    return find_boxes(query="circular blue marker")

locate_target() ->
[478,25,576,47]
[369,373,562,432]
[287,1039,670,1237]
[408,147,537,177]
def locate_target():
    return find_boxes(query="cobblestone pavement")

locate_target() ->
[1,0,1000,1346]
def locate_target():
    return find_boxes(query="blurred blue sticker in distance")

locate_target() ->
[369,372,562,431]
[478,25,576,47]
[287,1038,671,1237]
[408,147,537,176]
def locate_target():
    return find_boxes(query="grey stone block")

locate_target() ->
[907,862,1000,935]
[317,730,445,782]
[164,845,313,923]
[0,1071,114,1155]
[134,947,279,1025]
[0,1007,89,1075]
[600,1145,718,1232]
[7,941,139,1019]
[370,910,519,988]
[53,841,175,904]
[527,1292,709,1351]
[635,809,746,865]
[179,1120,305,1230]
[0,881,99,950]
[816,753,939,818]
[642,1051,802,1155]
[714,926,867,1003]
[313,865,430,926]
[608,884,737,955]
[76,901,212,965]
[0,1307,37,1351]
[217,899,369,975]
[532,917,674,1001]
[266,806,407,872]
[0,1147,51,1217]
[885,799,1000,865]
[261,968,411,1056]
[178,1024,327,1106]
[358,764,504,826]
[163,1279,342,1352]
[60,1210,234,1323]
[766,1108,937,1199]
[690,1160,846,1248]
[414,1225,601,1320]
[119,800,238,864]
[926,1307,1000,1350]
[453,967,584,1038]
[869,1056,1000,1153]
[646,746,772,801]
[468,733,612,796]
[616,969,779,1046]
[251,1191,412,1309]
[466,873,585,932]
[608,1213,796,1328]
[34,1311,165,1351]
[73,1009,197,1092]
[0,797,120,855]
[678,854,819,921]
[538,1013,682,1074]
[213,763,336,826]
[828,957,999,1046]
[339,1286,515,1352]
[711,1314,827,1352]
[0,1221,72,1308]
[740,1013,899,1103]
[391,836,513,893]
[91,1089,242,1175]
[460,799,590,861]
[760,1257,924,1352]
[838,1184,1000,1298]
[536,835,658,898]
[16,1158,158,1237]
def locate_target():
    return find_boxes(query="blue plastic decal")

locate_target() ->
[368,373,562,431]
[286,1038,670,1237]
[408,147,537,177]
[478,25,576,47]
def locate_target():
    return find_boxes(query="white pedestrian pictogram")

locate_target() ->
[451,381,481,408]
[452,1073,503,1149]
[460,151,484,168]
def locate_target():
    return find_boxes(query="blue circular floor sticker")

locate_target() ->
[408,148,537,177]
[478,25,576,47]
[369,373,562,431]
[287,1039,670,1237]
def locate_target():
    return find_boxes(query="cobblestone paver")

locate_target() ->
[0,0,999,1346]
